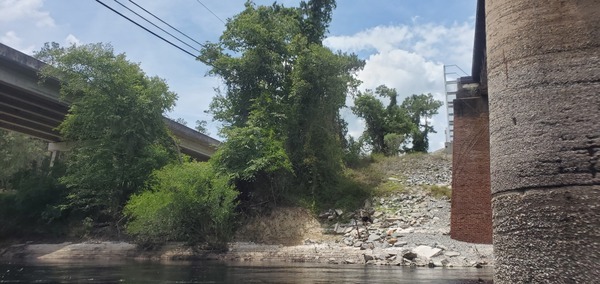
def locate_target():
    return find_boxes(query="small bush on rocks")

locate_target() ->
[425,185,452,199]
[373,180,407,196]
[125,161,238,249]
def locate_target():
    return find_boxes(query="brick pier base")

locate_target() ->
[450,80,492,244]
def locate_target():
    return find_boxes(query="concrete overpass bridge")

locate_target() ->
[0,43,219,161]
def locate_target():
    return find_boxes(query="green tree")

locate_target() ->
[401,93,443,152]
[287,42,363,197]
[352,85,415,155]
[210,124,292,207]
[199,1,363,206]
[352,86,442,154]
[351,91,387,153]
[0,130,47,190]
[35,43,178,221]
[195,120,210,135]
[299,0,336,44]
[175,118,188,125]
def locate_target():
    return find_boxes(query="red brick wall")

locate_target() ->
[450,94,492,244]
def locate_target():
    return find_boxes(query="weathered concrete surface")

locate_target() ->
[486,0,600,282]
[493,186,600,283]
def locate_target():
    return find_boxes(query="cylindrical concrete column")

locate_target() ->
[486,0,600,283]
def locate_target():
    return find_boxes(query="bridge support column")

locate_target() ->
[48,141,72,167]
[486,0,600,282]
[450,80,492,244]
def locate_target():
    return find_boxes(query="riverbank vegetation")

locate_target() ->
[0,0,442,249]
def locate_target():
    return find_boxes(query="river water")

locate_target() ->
[0,260,493,283]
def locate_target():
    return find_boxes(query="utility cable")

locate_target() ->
[128,0,205,47]
[95,0,197,58]
[193,0,225,25]
[113,0,200,52]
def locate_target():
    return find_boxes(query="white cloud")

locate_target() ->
[325,25,413,53]
[326,22,474,151]
[65,34,81,46]
[0,0,55,27]
[0,31,35,54]
[1,30,21,46]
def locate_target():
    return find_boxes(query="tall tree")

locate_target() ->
[299,0,336,44]
[352,85,414,155]
[36,43,178,220]
[352,86,441,154]
[199,1,363,205]
[401,93,443,152]
[352,91,387,153]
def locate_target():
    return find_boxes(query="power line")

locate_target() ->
[193,0,226,25]
[128,0,205,47]
[113,0,201,52]
[95,0,197,58]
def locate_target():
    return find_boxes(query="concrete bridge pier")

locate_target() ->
[486,0,600,282]
[47,142,72,167]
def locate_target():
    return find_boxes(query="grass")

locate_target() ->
[299,151,451,215]
[373,180,407,196]
[423,184,452,199]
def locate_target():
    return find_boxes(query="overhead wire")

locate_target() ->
[95,0,197,58]
[193,0,226,25]
[113,0,201,52]
[128,0,205,47]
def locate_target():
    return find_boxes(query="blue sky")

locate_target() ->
[0,0,477,151]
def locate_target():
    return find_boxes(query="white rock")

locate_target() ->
[412,245,442,259]
[444,251,461,257]
[397,228,414,234]
[343,259,356,264]
[367,234,380,242]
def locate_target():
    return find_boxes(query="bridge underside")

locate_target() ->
[0,43,218,161]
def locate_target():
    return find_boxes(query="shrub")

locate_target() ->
[425,185,452,199]
[210,125,293,210]
[124,161,238,249]
[373,180,407,196]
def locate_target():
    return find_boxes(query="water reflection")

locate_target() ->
[0,260,492,283]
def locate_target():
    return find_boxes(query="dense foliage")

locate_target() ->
[199,0,364,209]
[35,43,178,221]
[125,161,238,248]
[352,85,442,155]
[0,130,47,190]
[401,93,443,152]
[0,132,68,239]
[0,1,445,246]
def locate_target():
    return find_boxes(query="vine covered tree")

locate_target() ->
[36,43,178,221]
[199,0,364,207]
[352,85,441,154]
[401,93,443,152]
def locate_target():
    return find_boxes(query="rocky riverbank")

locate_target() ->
[0,152,493,267]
